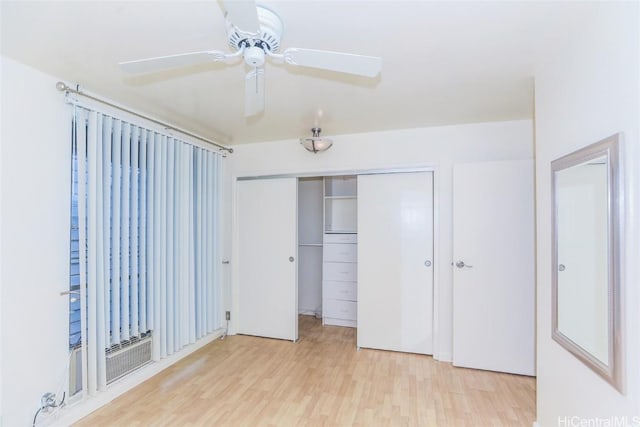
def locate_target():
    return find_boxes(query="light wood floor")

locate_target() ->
[75,315,535,426]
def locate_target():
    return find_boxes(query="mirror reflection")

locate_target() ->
[556,156,609,364]
[551,134,622,392]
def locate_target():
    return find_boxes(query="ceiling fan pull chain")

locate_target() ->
[255,67,260,93]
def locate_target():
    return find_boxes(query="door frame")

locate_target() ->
[230,165,440,352]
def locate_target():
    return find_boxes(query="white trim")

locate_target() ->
[298,309,319,316]
[432,166,441,359]
[0,53,3,425]
[236,165,437,181]
[434,352,452,363]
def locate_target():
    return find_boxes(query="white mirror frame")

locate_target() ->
[551,133,623,393]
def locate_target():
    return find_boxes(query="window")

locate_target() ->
[69,144,81,350]
[68,107,222,397]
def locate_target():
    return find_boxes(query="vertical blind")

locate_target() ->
[72,106,222,395]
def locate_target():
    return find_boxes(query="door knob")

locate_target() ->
[424,260,432,267]
[455,261,473,269]
[289,256,295,262]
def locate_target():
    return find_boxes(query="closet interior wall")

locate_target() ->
[297,178,323,317]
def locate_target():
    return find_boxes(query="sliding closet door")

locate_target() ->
[357,172,434,354]
[236,178,298,341]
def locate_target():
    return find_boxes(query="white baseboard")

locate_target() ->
[298,310,318,316]
[532,422,540,427]
[45,329,224,427]
[434,352,452,362]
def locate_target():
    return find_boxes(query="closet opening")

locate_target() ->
[297,175,358,340]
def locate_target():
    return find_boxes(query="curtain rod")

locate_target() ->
[55,82,234,154]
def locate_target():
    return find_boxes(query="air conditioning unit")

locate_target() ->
[106,333,152,384]
[69,332,153,396]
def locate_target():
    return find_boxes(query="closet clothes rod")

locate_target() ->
[55,81,234,154]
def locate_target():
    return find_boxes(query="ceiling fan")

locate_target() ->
[119,1,382,117]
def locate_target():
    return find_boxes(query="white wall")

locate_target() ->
[0,56,229,426]
[225,119,533,360]
[534,2,640,425]
[1,56,71,426]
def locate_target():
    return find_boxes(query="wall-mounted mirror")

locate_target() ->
[551,133,623,392]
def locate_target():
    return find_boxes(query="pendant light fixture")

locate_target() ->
[300,127,333,153]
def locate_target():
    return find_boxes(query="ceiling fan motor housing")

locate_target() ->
[226,5,284,53]
[244,46,265,67]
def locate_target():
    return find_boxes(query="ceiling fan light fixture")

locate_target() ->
[300,128,333,154]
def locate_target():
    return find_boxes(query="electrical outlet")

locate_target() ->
[41,392,56,410]
[225,311,231,321]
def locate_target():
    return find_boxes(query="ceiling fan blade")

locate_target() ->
[282,48,382,78]
[223,0,260,34]
[245,68,265,117]
[119,50,228,74]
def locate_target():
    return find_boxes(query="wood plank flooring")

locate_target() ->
[75,315,535,426]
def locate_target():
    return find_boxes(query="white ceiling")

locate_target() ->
[1,1,572,145]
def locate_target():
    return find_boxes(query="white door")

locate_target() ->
[236,178,298,341]
[358,172,434,354]
[452,160,534,375]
